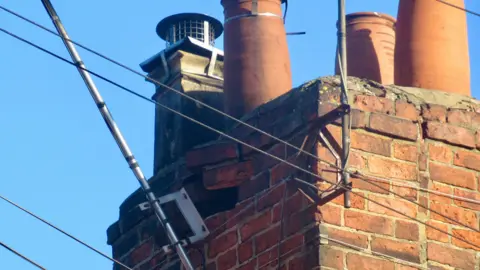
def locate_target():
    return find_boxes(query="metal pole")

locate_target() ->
[39,1,194,269]
[337,0,351,208]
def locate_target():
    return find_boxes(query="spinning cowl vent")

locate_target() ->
[156,13,224,47]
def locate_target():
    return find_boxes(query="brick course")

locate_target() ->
[107,77,480,270]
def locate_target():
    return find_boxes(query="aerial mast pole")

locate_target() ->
[39,1,194,269]
[337,0,351,208]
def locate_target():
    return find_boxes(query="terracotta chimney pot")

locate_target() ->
[335,12,396,85]
[394,0,471,96]
[221,0,292,118]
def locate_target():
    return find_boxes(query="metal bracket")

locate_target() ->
[207,49,218,77]
[137,188,209,253]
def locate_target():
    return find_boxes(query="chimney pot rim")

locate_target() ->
[156,13,224,41]
[345,12,396,23]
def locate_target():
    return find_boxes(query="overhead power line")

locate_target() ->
[0,194,132,270]
[1,26,478,250]
[1,4,480,228]
[437,0,480,17]
[0,240,47,270]
[38,0,193,268]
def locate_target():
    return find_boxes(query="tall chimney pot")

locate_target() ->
[335,12,396,85]
[394,0,471,96]
[221,0,292,118]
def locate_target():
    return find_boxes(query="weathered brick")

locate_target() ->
[279,234,303,256]
[454,150,480,171]
[393,143,418,162]
[354,95,394,114]
[225,198,255,229]
[430,202,479,230]
[368,194,417,218]
[421,104,447,122]
[257,183,286,212]
[186,142,238,168]
[447,109,480,129]
[430,182,452,204]
[129,239,153,266]
[396,100,419,121]
[346,253,395,270]
[429,163,476,189]
[272,191,310,223]
[237,240,253,264]
[331,191,365,209]
[316,143,337,164]
[428,143,453,163]
[427,242,476,269]
[238,171,270,202]
[419,196,428,215]
[418,154,427,171]
[270,159,295,185]
[424,122,476,148]
[255,226,280,253]
[208,230,238,258]
[392,185,417,202]
[426,220,449,243]
[203,161,254,189]
[344,210,394,235]
[453,188,480,211]
[237,259,256,270]
[351,175,390,194]
[396,220,419,241]
[452,229,480,251]
[251,143,285,173]
[367,156,417,181]
[371,237,421,263]
[349,151,366,169]
[217,248,237,270]
[318,203,342,226]
[319,246,344,269]
[351,131,391,156]
[327,227,368,248]
[240,211,271,241]
[351,109,368,128]
[285,205,320,236]
[369,113,418,141]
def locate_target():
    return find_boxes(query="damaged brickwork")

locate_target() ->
[107,76,480,270]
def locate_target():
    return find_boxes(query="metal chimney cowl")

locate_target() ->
[221,0,293,119]
[394,0,471,96]
[335,12,396,85]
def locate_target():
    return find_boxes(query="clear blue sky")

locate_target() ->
[0,1,479,269]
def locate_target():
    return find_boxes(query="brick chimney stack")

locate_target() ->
[394,0,471,96]
[141,13,226,174]
[221,0,293,119]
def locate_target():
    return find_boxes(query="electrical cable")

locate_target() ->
[283,0,288,24]
[1,26,478,249]
[0,240,47,270]
[437,0,480,17]
[0,194,133,270]
[0,4,335,172]
[2,4,480,227]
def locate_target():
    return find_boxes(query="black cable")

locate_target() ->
[0,193,133,270]
[1,26,479,250]
[437,0,480,17]
[0,240,47,270]
[283,0,288,24]
[3,4,471,231]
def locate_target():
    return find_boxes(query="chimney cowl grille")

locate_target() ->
[156,13,223,48]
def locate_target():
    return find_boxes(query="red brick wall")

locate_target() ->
[108,78,480,270]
